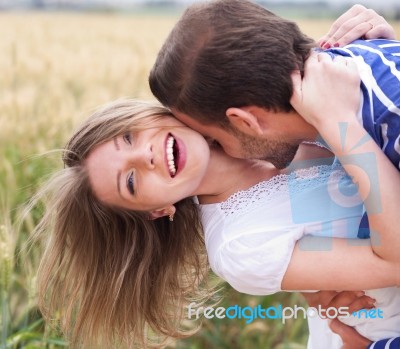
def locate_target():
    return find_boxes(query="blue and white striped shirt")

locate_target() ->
[326,39,400,170]
[368,336,400,349]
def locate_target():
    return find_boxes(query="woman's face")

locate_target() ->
[86,116,210,212]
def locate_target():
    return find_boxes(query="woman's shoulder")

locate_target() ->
[199,171,290,217]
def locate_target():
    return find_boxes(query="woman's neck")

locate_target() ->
[194,147,279,204]
[193,142,334,204]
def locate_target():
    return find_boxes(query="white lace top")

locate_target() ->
[199,161,364,295]
[198,160,400,342]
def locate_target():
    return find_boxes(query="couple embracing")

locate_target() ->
[35,1,400,348]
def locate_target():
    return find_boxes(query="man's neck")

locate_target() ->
[280,110,319,144]
[254,106,319,145]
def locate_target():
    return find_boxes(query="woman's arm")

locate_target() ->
[291,53,400,264]
[319,4,396,49]
[281,236,399,291]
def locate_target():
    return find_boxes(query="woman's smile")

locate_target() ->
[85,117,210,212]
[165,133,187,178]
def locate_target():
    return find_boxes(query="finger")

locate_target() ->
[324,17,369,47]
[337,4,368,21]
[328,291,360,309]
[300,51,320,79]
[346,296,376,314]
[313,52,339,65]
[329,318,372,348]
[319,54,356,73]
[325,5,368,38]
[332,55,347,64]
[328,291,375,315]
[317,52,333,62]
[344,58,358,72]
[319,6,395,48]
[333,56,353,70]
[303,53,321,71]
[364,24,396,40]
[319,4,367,46]
[326,21,373,48]
[329,318,351,336]
[290,70,303,106]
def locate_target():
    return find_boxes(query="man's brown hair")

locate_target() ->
[149,0,316,127]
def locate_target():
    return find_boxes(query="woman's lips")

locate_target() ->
[174,134,186,176]
[165,133,187,178]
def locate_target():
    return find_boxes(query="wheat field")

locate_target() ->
[1,11,399,349]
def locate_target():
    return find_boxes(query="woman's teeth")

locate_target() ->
[167,136,177,176]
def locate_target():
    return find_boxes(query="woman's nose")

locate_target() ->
[127,144,155,170]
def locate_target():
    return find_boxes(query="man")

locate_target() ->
[149,1,399,348]
[149,0,399,170]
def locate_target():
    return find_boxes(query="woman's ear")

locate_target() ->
[148,205,176,220]
[226,107,264,136]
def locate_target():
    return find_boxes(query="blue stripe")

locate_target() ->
[369,337,400,349]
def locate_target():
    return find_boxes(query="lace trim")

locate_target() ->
[219,162,344,217]
[302,140,329,149]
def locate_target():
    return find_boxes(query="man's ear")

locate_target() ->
[226,107,264,136]
[148,205,176,220]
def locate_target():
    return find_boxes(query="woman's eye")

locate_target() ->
[123,132,132,145]
[127,171,135,195]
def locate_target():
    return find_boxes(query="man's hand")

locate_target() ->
[302,291,375,349]
[301,290,375,314]
[330,318,373,349]
[291,52,361,132]
[319,4,396,49]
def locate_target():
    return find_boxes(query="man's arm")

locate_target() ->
[319,4,396,49]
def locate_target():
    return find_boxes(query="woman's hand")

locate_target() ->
[291,51,361,131]
[319,4,396,49]
[291,48,400,264]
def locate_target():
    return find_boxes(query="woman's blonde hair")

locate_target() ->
[34,100,211,348]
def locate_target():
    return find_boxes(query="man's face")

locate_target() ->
[172,109,299,169]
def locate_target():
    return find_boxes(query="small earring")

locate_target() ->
[169,213,174,222]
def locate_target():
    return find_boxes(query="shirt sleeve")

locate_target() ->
[367,337,400,349]
[213,226,304,296]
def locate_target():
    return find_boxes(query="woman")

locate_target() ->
[34,96,400,349]
[35,7,399,349]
